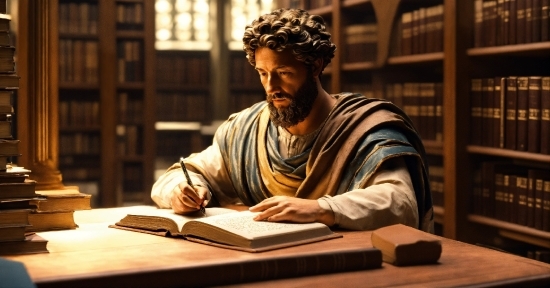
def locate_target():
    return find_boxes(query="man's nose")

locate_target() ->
[264,74,281,94]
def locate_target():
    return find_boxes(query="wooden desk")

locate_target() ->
[5,207,550,288]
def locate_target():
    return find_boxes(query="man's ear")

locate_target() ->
[312,58,323,77]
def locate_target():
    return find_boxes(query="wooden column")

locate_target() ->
[16,0,65,190]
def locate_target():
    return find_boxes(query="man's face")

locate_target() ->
[254,47,318,128]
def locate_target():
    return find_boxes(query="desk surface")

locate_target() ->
[5,206,550,288]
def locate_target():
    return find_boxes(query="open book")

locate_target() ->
[111,206,341,252]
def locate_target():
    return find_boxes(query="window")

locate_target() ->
[155,0,211,50]
[155,0,272,51]
[229,0,272,50]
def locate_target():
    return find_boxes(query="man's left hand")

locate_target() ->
[249,196,335,226]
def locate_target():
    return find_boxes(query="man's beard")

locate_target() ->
[267,74,318,128]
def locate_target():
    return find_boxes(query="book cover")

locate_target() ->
[471,79,483,145]
[510,0,518,44]
[516,175,529,226]
[493,77,504,148]
[30,192,91,212]
[517,0,527,43]
[527,76,542,153]
[542,0,549,41]
[0,139,18,155]
[0,233,48,255]
[111,207,341,252]
[516,77,529,151]
[0,180,36,199]
[505,76,518,150]
[371,224,442,266]
[541,77,550,154]
[27,210,78,232]
[543,180,550,231]
[483,78,495,147]
[0,209,30,227]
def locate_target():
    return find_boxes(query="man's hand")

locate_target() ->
[249,196,335,226]
[170,182,210,215]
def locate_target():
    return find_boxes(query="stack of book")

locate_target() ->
[0,6,49,255]
[27,187,92,232]
[0,166,48,255]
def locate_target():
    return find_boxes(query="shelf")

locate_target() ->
[467,42,550,57]
[341,62,376,71]
[467,146,550,164]
[387,52,444,65]
[468,214,550,248]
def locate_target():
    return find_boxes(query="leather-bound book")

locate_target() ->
[516,175,529,226]
[517,0,527,43]
[483,78,495,147]
[471,79,483,145]
[474,0,484,47]
[505,76,518,150]
[542,0,549,41]
[527,76,542,153]
[401,12,413,55]
[509,0,518,44]
[532,0,542,42]
[525,0,534,43]
[540,77,550,154]
[516,76,529,151]
[543,180,550,231]
[493,77,505,148]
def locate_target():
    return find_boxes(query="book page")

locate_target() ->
[194,210,329,239]
[127,207,238,231]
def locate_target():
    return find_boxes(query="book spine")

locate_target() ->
[402,12,412,55]
[525,0,534,43]
[475,0,484,47]
[542,0,550,41]
[483,78,495,147]
[517,175,529,226]
[535,177,545,230]
[516,77,529,151]
[471,79,483,145]
[532,0,542,42]
[543,180,550,231]
[541,77,550,154]
[505,76,518,150]
[517,0,527,43]
[493,77,503,148]
[527,76,542,153]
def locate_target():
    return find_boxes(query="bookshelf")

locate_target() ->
[154,50,211,176]
[57,0,155,207]
[276,0,550,256]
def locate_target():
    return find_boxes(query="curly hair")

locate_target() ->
[242,8,336,70]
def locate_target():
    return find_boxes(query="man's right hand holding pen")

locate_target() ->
[170,158,210,215]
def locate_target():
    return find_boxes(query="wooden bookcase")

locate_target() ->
[154,50,211,176]
[276,0,550,254]
[57,0,155,207]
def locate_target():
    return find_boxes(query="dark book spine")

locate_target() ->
[484,1,498,46]
[509,175,519,223]
[517,0,527,43]
[475,0,484,47]
[543,180,550,231]
[503,0,511,44]
[528,76,542,153]
[503,174,513,222]
[527,170,537,227]
[510,0,518,44]
[483,78,495,147]
[482,162,496,217]
[532,0,542,41]
[542,0,550,41]
[471,79,483,145]
[435,82,444,142]
[412,10,420,54]
[516,77,529,151]
[497,0,504,45]
[535,177,545,230]
[495,173,506,220]
[525,0,534,43]
[418,8,427,54]
[541,77,550,154]
[505,76,518,150]
[517,175,529,226]
[493,78,503,148]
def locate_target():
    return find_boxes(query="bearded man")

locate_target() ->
[151,8,434,232]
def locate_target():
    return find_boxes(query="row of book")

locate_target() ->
[116,124,143,157]
[156,92,209,122]
[343,22,377,63]
[58,1,98,35]
[59,99,100,128]
[117,40,143,83]
[474,0,550,48]
[156,53,210,87]
[59,39,99,84]
[400,4,444,56]
[118,91,144,124]
[472,161,550,232]
[59,132,100,156]
[116,1,144,31]
[156,130,205,158]
[470,76,550,154]
[384,82,444,143]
